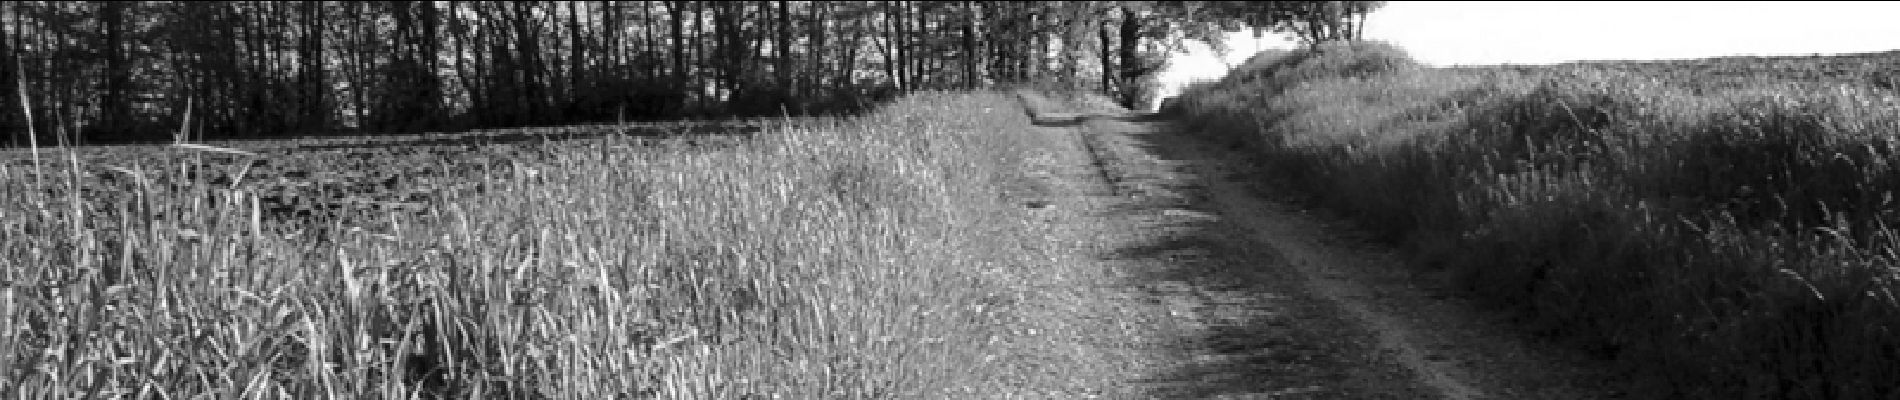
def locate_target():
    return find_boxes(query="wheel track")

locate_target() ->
[1002,90,1631,399]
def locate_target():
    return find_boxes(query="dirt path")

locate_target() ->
[982,94,1632,399]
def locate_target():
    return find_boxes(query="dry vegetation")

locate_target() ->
[1,91,1044,398]
[1169,41,1900,399]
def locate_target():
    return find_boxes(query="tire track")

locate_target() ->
[996,91,1441,399]
[1005,90,1631,399]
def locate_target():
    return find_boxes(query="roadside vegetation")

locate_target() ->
[1,91,1045,398]
[1168,41,1900,399]
[0,1,1401,397]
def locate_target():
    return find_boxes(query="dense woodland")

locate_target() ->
[0,1,1379,144]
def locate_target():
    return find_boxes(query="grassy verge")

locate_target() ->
[1170,41,1900,399]
[1,91,1041,398]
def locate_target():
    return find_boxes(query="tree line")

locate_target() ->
[0,1,1380,144]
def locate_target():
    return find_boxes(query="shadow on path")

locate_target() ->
[1029,112,1172,128]
[1072,112,1429,399]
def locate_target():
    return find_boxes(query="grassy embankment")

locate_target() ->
[1168,41,1900,399]
[1,91,1042,398]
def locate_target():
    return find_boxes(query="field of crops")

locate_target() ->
[4,121,761,231]
[0,93,1044,398]
[1553,50,1900,92]
[1170,42,1900,399]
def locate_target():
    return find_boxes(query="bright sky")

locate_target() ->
[1153,1,1900,108]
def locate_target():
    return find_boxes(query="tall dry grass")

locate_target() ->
[1,91,1042,398]
[1172,41,1900,399]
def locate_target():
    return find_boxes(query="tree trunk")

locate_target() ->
[2,2,15,147]
[568,0,585,117]
[880,5,897,90]
[962,0,981,89]
[1118,7,1141,109]
[668,0,686,88]
[299,0,325,133]
[513,1,540,124]
[1354,11,1368,39]
[841,17,863,93]
[693,0,706,106]
[241,3,264,135]
[1026,12,1042,82]
[604,1,619,81]
[1098,22,1112,94]
[347,1,369,130]
[808,1,828,95]
[450,1,483,126]
[711,1,740,104]
[640,0,657,81]
[891,0,908,91]
[775,0,791,100]
[100,0,127,141]
[420,0,442,129]
[915,3,927,88]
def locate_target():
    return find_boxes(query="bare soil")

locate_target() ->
[976,94,1634,399]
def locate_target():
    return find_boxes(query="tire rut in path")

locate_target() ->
[994,94,1630,399]
[1179,138,1633,400]
[1201,164,1487,400]
[991,102,1435,399]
